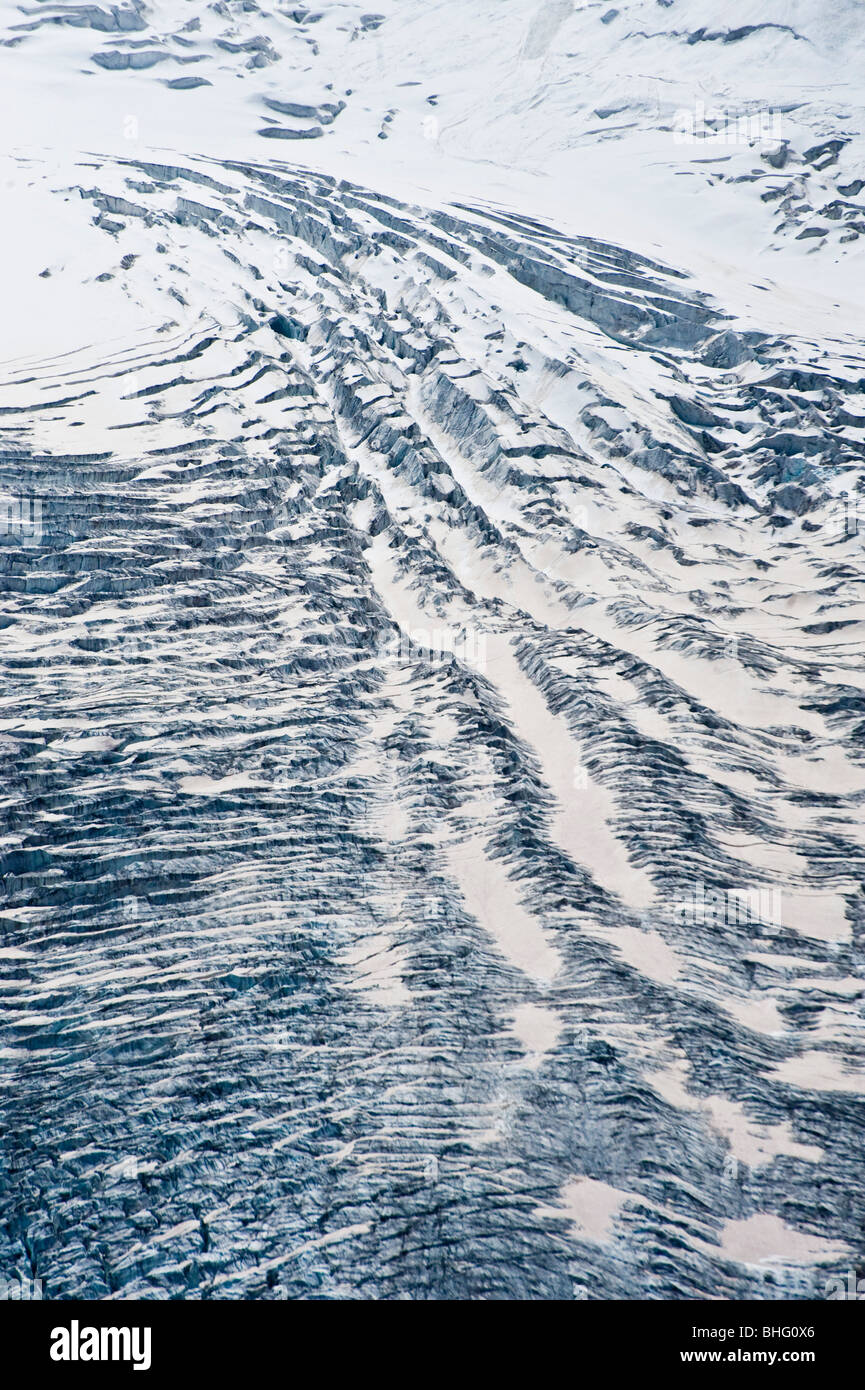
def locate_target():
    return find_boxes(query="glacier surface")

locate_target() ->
[1,0,864,1300]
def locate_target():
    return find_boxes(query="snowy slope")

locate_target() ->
[1,1,865,1301]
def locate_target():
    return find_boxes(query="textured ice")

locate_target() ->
[1,1,864,1302]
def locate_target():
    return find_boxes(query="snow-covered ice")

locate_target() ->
[1,0,864,1301]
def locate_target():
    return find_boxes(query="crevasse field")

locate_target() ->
[1,0,865,1301]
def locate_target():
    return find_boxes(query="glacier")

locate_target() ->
[0,0,864,1301]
